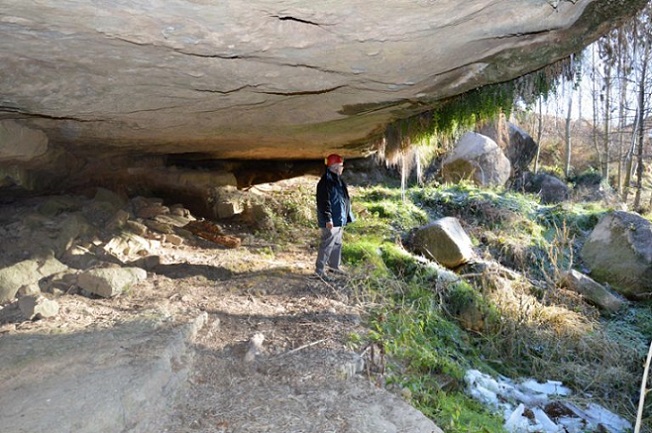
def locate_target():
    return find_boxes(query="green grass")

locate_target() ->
[340,184,509,430]
[363,279,506,431]
[264,178,652,431]
[347,184,652,426]
[427,392,506,433]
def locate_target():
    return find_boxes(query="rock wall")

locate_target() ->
[0,0,646,194]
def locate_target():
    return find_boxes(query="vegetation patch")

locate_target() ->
[260,176,651,430]
[331,181,650,430]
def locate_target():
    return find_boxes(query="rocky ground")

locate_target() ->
[0,178,440,433]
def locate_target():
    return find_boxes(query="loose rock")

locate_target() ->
[77,267,147,298]
[18,295,60,320]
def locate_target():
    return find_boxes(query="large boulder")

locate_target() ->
[570,171,619,204]
[441,132,511,187]
[477,116,538,180]
[514,171,569,204]
[581,211,652,299]
[410,217,475,269]
[0,315,207,433]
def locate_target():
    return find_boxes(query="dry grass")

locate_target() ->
[471,259,642,421]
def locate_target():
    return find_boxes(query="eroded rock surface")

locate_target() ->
[0,0,646,194]
[0,316,206,433]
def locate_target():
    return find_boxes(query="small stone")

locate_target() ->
[144,219,174,234]
[170,204,192,218]
[165,234,184,246]
[154,214,191,227]
[244,333,265,362]
[94,187,127,211]
[136,205,170,219]
[107,209,130,229]
[125,220,149,236]
[17,283,41,297]
[18,295,60,320]
[77,267,147,298]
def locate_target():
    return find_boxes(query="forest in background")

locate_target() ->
[513,1,652,212]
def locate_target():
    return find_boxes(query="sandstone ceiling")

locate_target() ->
[0,0,646,194]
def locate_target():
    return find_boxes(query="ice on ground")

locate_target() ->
[532,407,560,432]
[464,369,632,433]
[564,402,633,433]
[520,378,571,397]
[504,404,530,432]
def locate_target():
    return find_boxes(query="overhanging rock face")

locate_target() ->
[0,0,645,192]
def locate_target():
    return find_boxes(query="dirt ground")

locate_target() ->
[0,178,441,433]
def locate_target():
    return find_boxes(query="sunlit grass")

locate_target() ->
[263,178,652,431]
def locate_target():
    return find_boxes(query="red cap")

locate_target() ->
[325,154,344,166]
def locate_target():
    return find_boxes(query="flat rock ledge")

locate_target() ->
[0,314,207,433]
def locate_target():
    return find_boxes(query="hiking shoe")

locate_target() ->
[328,267,347,275]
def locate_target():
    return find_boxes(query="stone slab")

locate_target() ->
[0,314,206,433]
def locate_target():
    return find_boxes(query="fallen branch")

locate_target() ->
[276,339,328,358]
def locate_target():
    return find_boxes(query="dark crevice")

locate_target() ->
[488,29,555,40]
[271,15,321,26]
[109,36,244,60]
[0,108,96,123]
[0,106,21,112]
[164,156,324,189]
[193,85,251,94]
[256,85,345,96]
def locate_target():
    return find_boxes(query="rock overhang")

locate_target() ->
[0,0,646,194]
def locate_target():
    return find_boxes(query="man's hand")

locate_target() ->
[326,221,334,229]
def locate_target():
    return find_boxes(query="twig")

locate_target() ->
[635,339,652,433]
[316,277,348,302]
[276,339,328,358]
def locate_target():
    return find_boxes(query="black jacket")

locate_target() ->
[316,169,354,228]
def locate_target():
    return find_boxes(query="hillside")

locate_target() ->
[0,169,651,433]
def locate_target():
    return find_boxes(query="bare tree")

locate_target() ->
[564,81,573,178]
[591,45,604,174]
[603,56,612,181]
[632,5,651,210]
[616,26,631,194]
[633,38,650,209]
[623,109,638,203]
[597,28,626,185]
[534,97,543,174]
[563,55,582,179]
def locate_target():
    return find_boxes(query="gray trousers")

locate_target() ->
[315,226,343,274]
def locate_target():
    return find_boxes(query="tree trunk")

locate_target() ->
[623,110,638,204]
[633,41,648,210]
[564,84,573,179]
[534,97,543,174]
[616,26,630,195]
[603,65,611,182]
[617,59,627,194]
[592,45,604,173]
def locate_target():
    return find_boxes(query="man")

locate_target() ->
[315,153,354,280]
